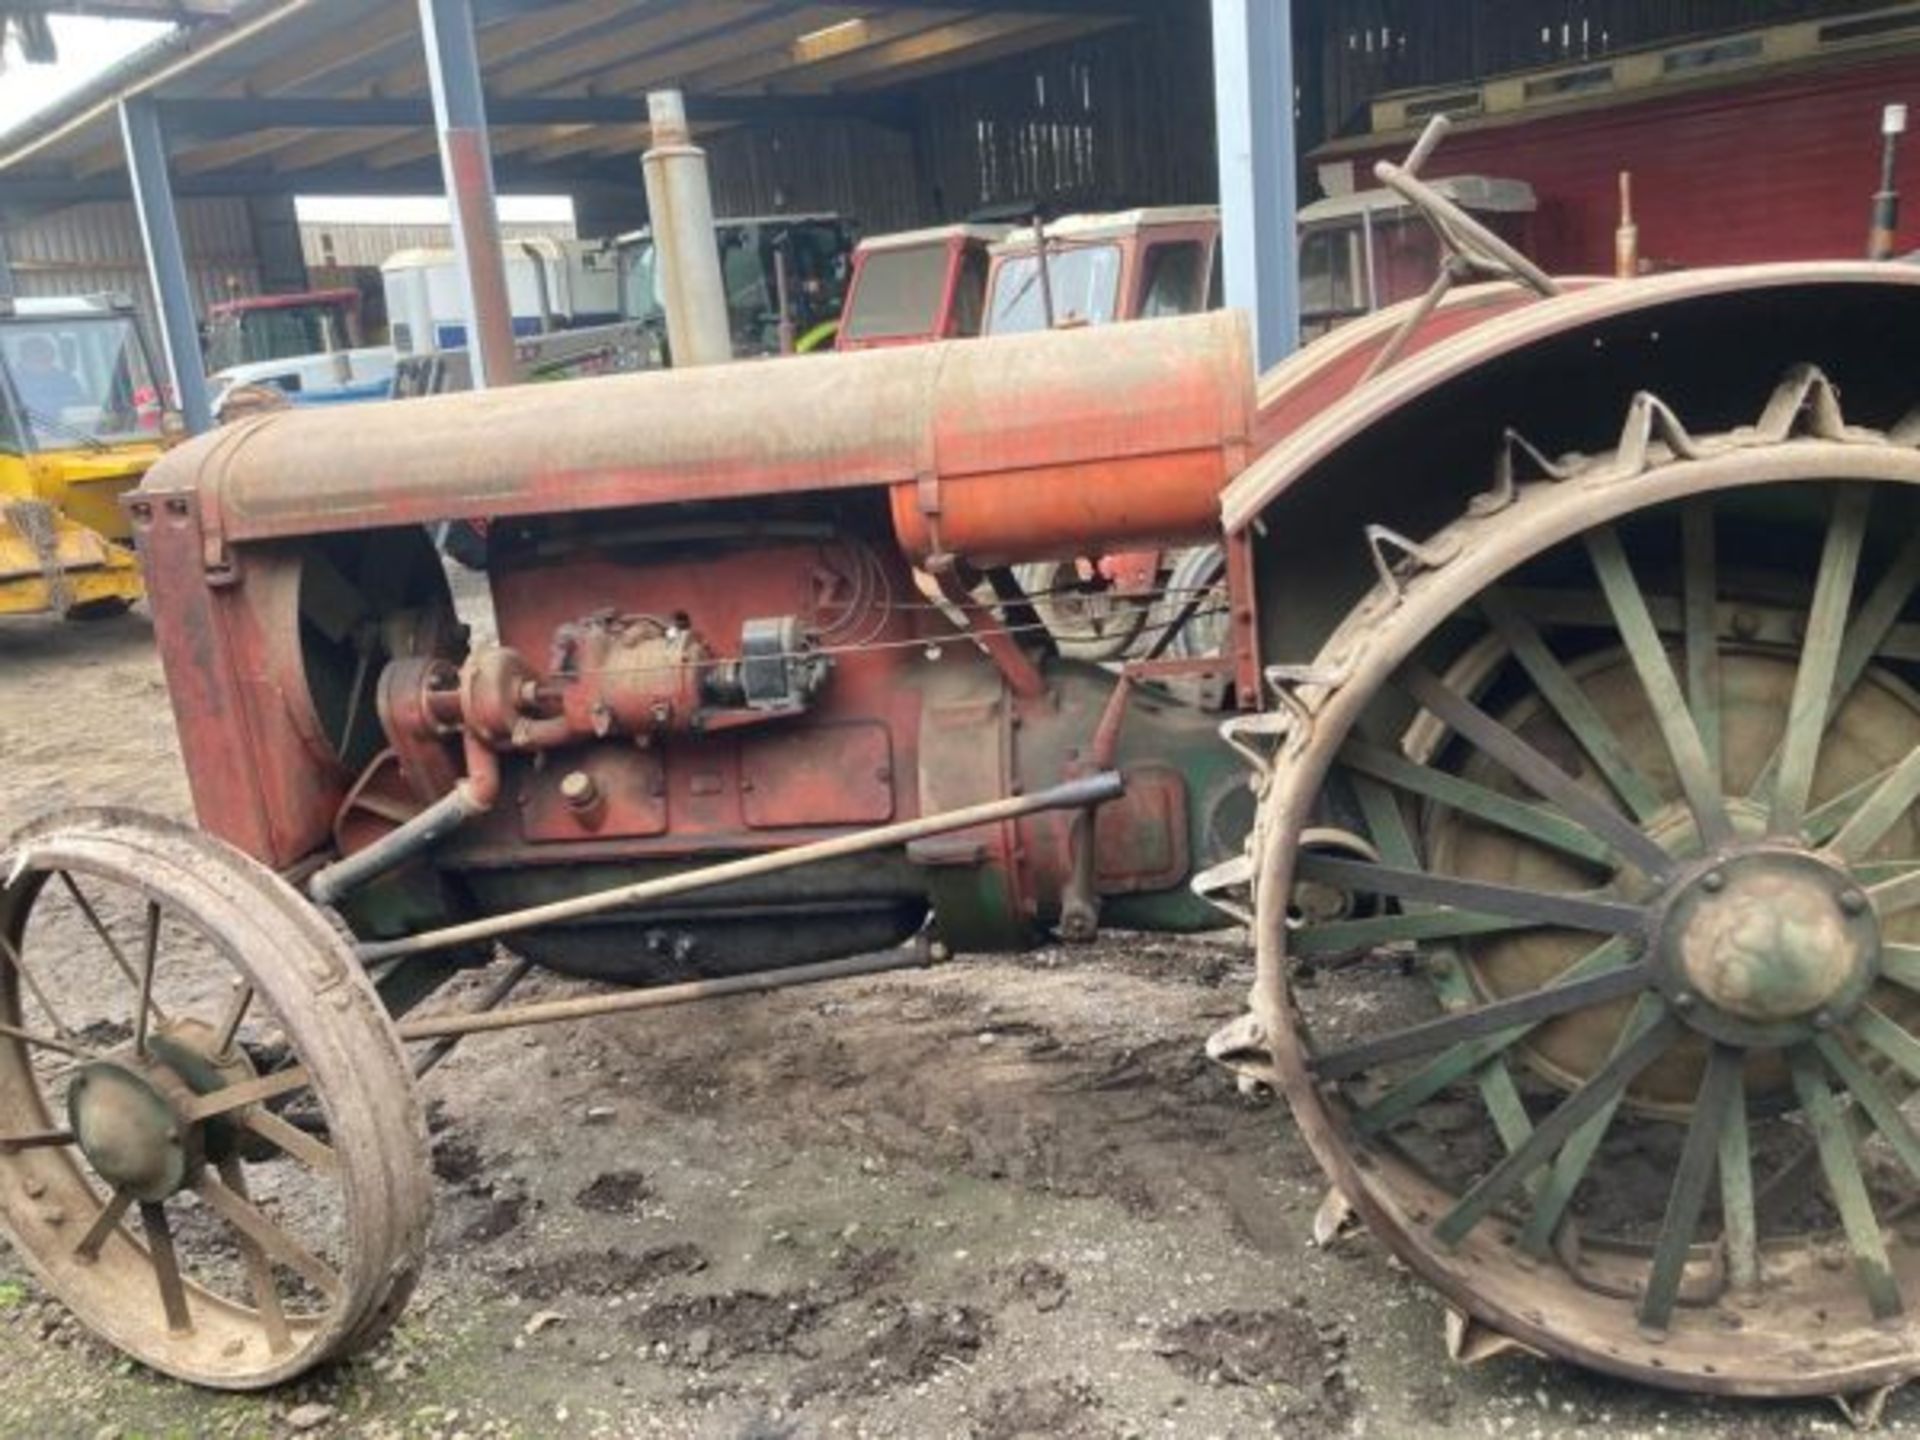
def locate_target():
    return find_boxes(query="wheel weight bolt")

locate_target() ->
[1840,890,1869,916]
[1672,991,1696,1011]
[1702,871,1726,893]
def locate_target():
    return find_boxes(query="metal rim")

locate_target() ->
[1249,377,1920,1397]
[0,810,430,1389]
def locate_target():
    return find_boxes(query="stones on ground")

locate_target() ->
[284,1402,336,1431]
[582,1105,616,1125]
[523,1309,566,1336]
[574,1169,652,1216]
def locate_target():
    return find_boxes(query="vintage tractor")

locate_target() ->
[9,128,1920,1406]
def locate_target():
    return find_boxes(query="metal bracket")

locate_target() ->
[1468,428,1575,517]
[1609,391,1710,478]
[1753,363,1854,444]
[1364,525,1460,607]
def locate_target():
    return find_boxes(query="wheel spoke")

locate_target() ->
[0,931,73,1039]
[1681,500,1722,784]
[1816,1034,1920,1187]
[1311,960,1651,1081]
[218,1158,292,1356]
[139,1200,193,1334]
[1829,747,1920,862]
[0,1020,102,1062]
[184,1065,312,1122]
[1788,1046,1902,1320]
[239,1108,338,1176]
[194,1172,342,1302]
[1515,991,1665,1257]
[1353,937,1638,1135]
[74,1188,132,1263]
[57,873,166,1026]
[1717,1065,1759,1296]
[1868,868,1920,919]
[1769,486,1872,835]
[1639,1042,1742,1332]
[1585,527,1733,848]
[1340,742,1614,868]
[1479,589,1665,822]
[0,1129,73,1151]
[132,901,159,1059]
[1350,776,1535,1153]
[1433,1011,1679,1248]
[1880,943,1920,992]
[1293,854,1645,935]
[1850,1004,1920,1084]
[211,982,254,1057]
[1292,908,1548,958]
[1401,665,1675,879]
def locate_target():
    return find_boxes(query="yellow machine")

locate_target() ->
[0,294,164,618]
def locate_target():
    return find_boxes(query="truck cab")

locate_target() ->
[615,215,857,359]
[0,295,160,617]
[836,224,1008,351]
[205,287,398,419]
[983,207,1221,335]
[1297,174,1537,338]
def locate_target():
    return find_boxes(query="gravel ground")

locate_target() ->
[0,606,1910,1438]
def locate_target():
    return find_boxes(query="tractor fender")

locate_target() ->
[1228,262,1920,668]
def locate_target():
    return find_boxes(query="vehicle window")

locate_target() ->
[844,245,950,341]
[781,224,853,329]
[986,243,1123,334]
[1139,241,1207,318]
[0,317,157,449]
[1207,240,1224,310]
[618,241,666,327]
[950,246,989,338]
[1299,225,1367,335]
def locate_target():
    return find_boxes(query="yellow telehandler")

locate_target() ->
[0,294,164,619]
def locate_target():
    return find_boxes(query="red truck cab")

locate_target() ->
[983,207,1222,335]
[836,224,1009,351]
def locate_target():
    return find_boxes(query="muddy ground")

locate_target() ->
[0,607,1905,1438]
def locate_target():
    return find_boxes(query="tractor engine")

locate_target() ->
[133,312,1256,987]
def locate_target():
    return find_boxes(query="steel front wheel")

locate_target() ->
[0,811,431,1388]
[1248,374,1920,1396]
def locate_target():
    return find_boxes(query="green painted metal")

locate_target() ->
[1638,1041,1740,1332]
[1290,908,1541,958]
[1816,1034,1920,1186]
[1831,746,1920,861]
[1717,1066,1759,1295]
[1353,937,1635,1135]
[1351,776,1535,1154]
[1770,486,1872,836]
[1586,526,1733,848]
[1681,500,1723,787]
[1852,1003,1920,1082]
[1433,1013,1677,1249]
[1341,742,1613,867]
[1515,991,1663,1258]
[1788,1046,1902,1319]
[1479,588,1665,823]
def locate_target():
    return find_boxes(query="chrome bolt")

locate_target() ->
[1672,991,1696,1011]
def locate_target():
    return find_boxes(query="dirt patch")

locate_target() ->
[461,1192,527,1244]
[629,1288,828,1366]
[791,1302,990,1401]
[972,1378,1110,1440]
[1155,1307,1350,1417]
[573,1169,653,1216]
[1001,1260,1069,1313]
[505,1242,709,1303]
[430,1133,485,1187]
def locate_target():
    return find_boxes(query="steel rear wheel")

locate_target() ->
[1246,372,1920,1397]
[0,810,430,1388]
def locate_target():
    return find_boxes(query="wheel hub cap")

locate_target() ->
[1657,849,1880,1040]
[68,1058,199,1203]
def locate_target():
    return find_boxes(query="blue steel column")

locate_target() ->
[418,0,517,390]
[1211,0,1300,371]
[117,98,213,434]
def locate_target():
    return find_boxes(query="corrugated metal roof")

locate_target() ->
[0,1,1145,199]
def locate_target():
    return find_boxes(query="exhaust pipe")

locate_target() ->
[641,89,733,367]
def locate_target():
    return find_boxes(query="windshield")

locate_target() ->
[0,315,158,453]
[986,243,1122,334]
[207,303,344,372]
[844,244,949,341]
[617,240,666,328]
